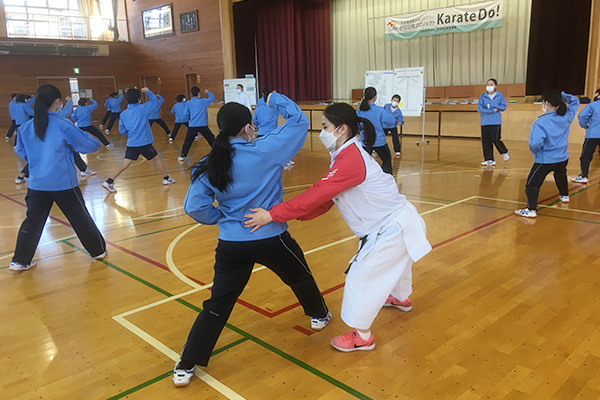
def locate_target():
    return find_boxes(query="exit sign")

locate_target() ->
[73,68,80,74]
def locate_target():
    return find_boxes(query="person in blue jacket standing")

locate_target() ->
[101,88,175,193]
[9,84,106,272]
[253,88,279,136]
[178,86,215,161]
[172,93,331,387]
[104,91,123,134]
[478,79,509,167]
[100,93,114,128]
[148,92,171,137]
[383,94,405,157]
[356,87,397,175]
[515,91,580,218]
[572,88,600,184]
[72,98,112,148]
[170,94,189,143]
[13,94,34,128]
[5,93,17,141]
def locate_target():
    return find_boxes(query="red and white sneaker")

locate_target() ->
[330,329,375,352]
[383,295,412,312]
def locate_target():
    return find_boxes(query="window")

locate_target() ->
[3,0,128,41]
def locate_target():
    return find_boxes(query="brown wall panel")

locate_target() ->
[125,0,226,124]
[0,41,136,128]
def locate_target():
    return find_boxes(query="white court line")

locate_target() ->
[109,195,476,398]
[112,315,246,400]
[475,195,600,217]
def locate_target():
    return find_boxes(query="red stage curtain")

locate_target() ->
[255,0,331,101]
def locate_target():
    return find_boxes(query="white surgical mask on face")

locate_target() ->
[391,101,399,108]
[183,98,186,102]
[542,104,548,113]
[246,125,257,142]
[319,126,340,152]
[486,86,495,93]
[237,89,242,94]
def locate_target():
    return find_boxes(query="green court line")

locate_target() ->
[105,370,172,400]
[113,222,196,243]
[60,240,173,298]
[105,338,250,400]
[61,240,373,400]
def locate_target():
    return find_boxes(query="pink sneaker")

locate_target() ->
[383,295,412,311]
[330,329,375,352]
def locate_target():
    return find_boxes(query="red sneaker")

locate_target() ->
[383,295,412,311]
[330,329,375,352]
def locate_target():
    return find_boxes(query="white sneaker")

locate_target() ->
[106,144,114,149]
[102,181,117,193]
[571,175,588,184]
[311,310,332,331]
[9,261,36,272]
[194,135,201,141]
[286,160,295,166]
[503,152,510,162]
[173,362,195,387]
[514,208,537,218]
[15,176,26,184]
[169,138,174,143]
[104,129,110,134]
[395,152,401,158]
[481,160,496,166]
[80,169,96,177]
[177,156,185,161]
[5,136,9,141]
[163,177,176,185]
[99,124,104,129]
[94,251,107,260]
[371,151,377,158]
[560,195,570,203]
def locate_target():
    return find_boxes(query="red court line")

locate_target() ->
[293,325,314,336]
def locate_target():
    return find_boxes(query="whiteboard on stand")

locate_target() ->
[364,70,394,107]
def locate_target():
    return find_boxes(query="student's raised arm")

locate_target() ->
[89,98,98,111]
[562,91,580,123]
[253,93,309,166]
[56,100,73,119]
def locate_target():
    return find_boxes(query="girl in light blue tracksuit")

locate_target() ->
[515,91,579,218]
[356,87,397,175]
[170,94,189,142]
[172,93,330,386]
[572,88,600,183]
[10,84,106,272]
[148,93,171,136]
[477,78,509,166]
[6,93,17,140]
[72,98,112,148]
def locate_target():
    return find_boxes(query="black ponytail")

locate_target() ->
[323,103,375,147]
[360,87,377,111]
[357,117,376,147]
[543,90,567,116]
[34,84,62,141]
[191,102,252,191]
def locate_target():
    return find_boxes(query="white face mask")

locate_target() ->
[319,126,340,152]
[542,104,548,113]
[182,98,186,102]
[246,125,257,142]
[237,89,242,94]
[486,86,495,93]
[391,101,399,108]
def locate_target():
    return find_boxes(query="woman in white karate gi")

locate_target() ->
[245,103,431,352]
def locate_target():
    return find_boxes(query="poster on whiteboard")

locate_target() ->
[364,68,424,116]
[392,67,424,117]
[223,78,257,107]
[364,70,394,107]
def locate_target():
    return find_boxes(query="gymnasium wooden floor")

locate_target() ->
[2,126,600,400]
